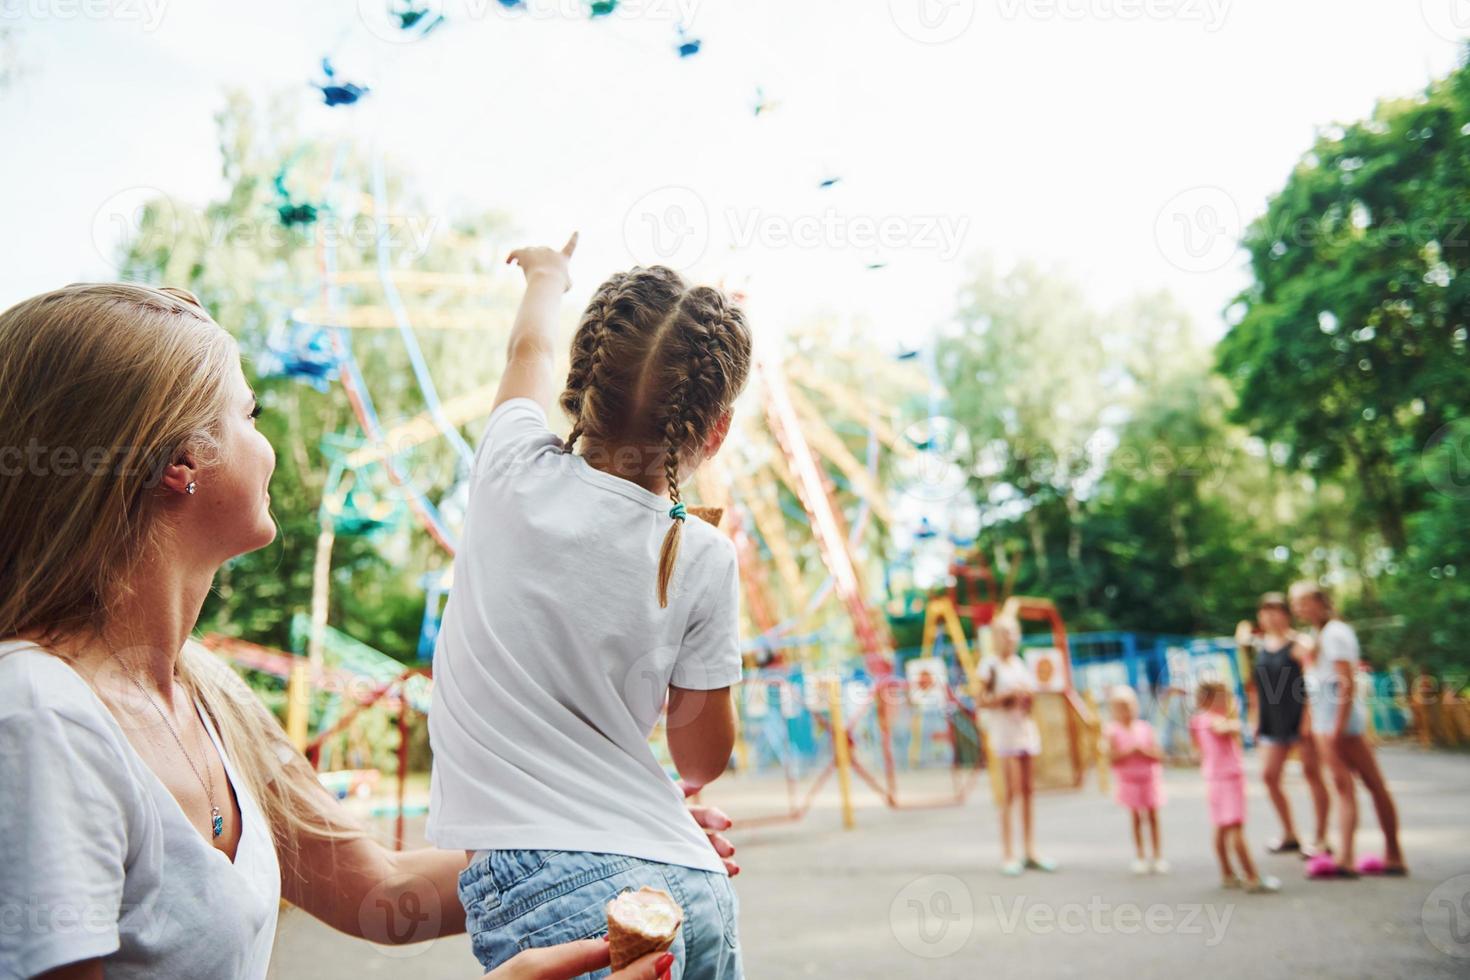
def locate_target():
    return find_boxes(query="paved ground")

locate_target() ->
[268,744,1470,979]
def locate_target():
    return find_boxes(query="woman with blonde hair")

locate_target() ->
[0,283,731,979]
[1288,581,1406,879]
[978,614,1056,876]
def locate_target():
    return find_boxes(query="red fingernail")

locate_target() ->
[656,952,675,977]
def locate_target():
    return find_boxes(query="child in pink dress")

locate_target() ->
[1190,680,1280,893]
[1105,686,1167,874]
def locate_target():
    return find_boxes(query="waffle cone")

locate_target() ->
[687,506,724,528]
[606,888,682,971]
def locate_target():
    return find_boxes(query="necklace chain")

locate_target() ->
[114,657,221,837]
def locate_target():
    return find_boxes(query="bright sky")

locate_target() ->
[1,0,1464,349]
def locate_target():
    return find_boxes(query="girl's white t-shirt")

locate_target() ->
[0,641,280,980]
[979,654,1042,757]
[426,398,742,874]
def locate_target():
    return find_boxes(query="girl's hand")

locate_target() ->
[507,232,578,292]
[681,783,740,876]
[1234,620,1256,646]
[483,939,673,980]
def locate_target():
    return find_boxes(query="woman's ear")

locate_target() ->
[156,452,200,496]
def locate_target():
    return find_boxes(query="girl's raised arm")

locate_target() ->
[494,232,578,413]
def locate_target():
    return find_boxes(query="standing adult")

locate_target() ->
[1235,592,1330,857]
[1288,581,1407,878]
[979,615,1056,877]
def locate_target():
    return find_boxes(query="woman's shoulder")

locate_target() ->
[0,642,122,739]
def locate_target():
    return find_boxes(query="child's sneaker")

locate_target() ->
[1001,859,1024,877]
[1246,875,1282,894]
[1131,858,1150,875]
[1023,856,1057,873]
[1222,874,1243,889]
[1150,858,1170,875]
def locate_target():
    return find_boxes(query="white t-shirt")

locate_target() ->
[426,398,742,874]
[0,641,280,980]
[1306,619,1365,734]
[979,655,1041,757]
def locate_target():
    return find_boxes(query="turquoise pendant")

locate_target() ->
[211,807,223,838]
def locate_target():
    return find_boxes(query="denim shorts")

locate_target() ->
[458,849,743,980]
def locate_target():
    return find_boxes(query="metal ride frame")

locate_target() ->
[730,352,991,828]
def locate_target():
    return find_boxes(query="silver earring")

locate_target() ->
[185,482,197,495]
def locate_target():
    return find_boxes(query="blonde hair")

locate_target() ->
[559,267,752,607]
[991,614,1021,655]
[0,283,357,870]
[1288,579,1335,612]
[1196,678,1228,710]
[1107,684,1138,712]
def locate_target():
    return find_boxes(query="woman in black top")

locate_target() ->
[1236,592,1330,856]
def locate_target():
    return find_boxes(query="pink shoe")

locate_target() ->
[1306,853,1358,879]
[1356,855,1408,876]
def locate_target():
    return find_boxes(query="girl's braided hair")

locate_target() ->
[559,266,752,607]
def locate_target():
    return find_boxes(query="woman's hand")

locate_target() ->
[1234,620,1256,647]
[507,233,578,293]
[483,939,673,980]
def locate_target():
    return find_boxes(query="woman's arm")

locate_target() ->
[494,233,577,414]
[282,807,469,945]
[486,939,673,980]
[1330,660,1355,737]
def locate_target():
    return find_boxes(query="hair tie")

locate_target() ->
[669,502,686,521]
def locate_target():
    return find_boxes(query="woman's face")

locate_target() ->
[1290,591,1327,626]
[1258,605,1290,633]
[191,362,277,560]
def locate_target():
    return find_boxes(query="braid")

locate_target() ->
[559,273,626,454]
[656,380,692,609]
[556,267,752,609]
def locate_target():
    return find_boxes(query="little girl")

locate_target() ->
[1190,680,1280,893]
[427,235,753,979]
[1104,686,1167,875]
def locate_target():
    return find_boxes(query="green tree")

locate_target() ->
[1218,50,1470,672]
[114,91,521,662]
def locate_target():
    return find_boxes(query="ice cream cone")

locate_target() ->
[687,506,723,527]
[606,887,683,971]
